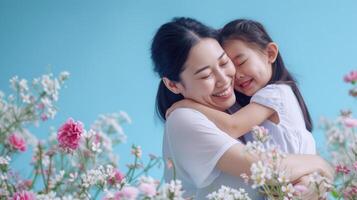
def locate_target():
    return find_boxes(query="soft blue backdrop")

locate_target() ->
[0,0,356,179]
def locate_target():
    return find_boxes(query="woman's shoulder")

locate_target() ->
[166,108,215,130]
[167,108,207,122]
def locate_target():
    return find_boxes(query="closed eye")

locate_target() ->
[201,73,212,79]
[237,59,247,66]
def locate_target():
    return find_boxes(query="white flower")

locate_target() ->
[9,76,19,91]
[119,111,132,124]
[156,180,185,200]
[37,191,60,200]
[250,161,272,188]
[207,185,251,200]
[69,172,78,182]
[0,156,11,165]
[281,184,295,198]
[277,171,289,184]
[252,126,270,143]
[59,71,70,83]
[91,142,102,153]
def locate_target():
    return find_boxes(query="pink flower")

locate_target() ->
[166,158,174,169]
[12,191,36,200]
[344,71,357,83]
[8,133,27,152]
[343,117,357,128]
[131,145,142,158]
[294,184,308,194]
[115,186,139,200]
[139,183,157,197]
[57,118,84,150]
[336,164,350,175]
[108,169,125,185]
[40,113,48,121]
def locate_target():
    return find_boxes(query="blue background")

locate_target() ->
[0,0,356,179]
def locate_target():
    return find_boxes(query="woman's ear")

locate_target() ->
[162,77,183,94]
[266,42,279,63]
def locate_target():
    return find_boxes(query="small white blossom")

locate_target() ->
[0,156,11,165]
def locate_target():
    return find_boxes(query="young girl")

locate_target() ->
[167,19,316,155]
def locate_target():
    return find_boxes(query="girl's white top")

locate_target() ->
[245,84,316,154]
[163,108,264,200]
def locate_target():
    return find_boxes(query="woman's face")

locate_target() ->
[176,38,236,111]
[223,39,273,96]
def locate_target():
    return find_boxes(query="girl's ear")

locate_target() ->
[162,77,183,94]
[266,42,279,63]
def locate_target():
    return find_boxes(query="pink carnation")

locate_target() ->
[108,169,125,185]
[12,191,36,200]
[139,183,157,197]
[57,118,84,150]
[115,186,139,200]
[344,71,357,83]
[336,164,350,175]
[8,133,27,152]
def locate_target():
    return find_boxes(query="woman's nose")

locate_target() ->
[216,70,230,87]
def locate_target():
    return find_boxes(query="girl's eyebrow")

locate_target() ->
[233,53,244,61]
[193,52,226,75]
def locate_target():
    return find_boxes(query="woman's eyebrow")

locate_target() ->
[193,52,226,75]
[194,66,210,75]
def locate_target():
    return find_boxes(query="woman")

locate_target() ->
[151,17,333,199]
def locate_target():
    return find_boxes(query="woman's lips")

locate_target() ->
[213,86,233,99]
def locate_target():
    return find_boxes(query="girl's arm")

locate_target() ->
[166,99,275,138]
[217,143,334,183]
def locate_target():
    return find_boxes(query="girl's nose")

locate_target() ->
[235,70,245,80]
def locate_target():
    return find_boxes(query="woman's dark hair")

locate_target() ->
[151,17,218,121]
[219,19,313,131]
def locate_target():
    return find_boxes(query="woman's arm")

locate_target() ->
[167,99,275,138]
[217,143,334,182]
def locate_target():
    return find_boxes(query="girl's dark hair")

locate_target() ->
[151,17,218,121]
[219,19,313,131]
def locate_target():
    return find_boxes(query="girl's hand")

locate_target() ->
[166,99,199,119]
[283,155,334,184]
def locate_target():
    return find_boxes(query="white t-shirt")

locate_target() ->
[163,108,264,199]
[247,84,316,154]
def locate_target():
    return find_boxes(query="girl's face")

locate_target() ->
[223,39,276,96]
[166,38,236,111]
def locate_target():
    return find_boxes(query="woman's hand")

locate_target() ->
[283,154,334,183]
[166,99,200,118]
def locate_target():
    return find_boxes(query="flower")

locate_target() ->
[343,117,357,128]
[251,126,270,143]
[8,133,27,152]
[138,182,157,197]
[207,186,251,200]
[57,118,84,151]
[12,191,36,200]
[336,164,351,175]
[344,70,357,83]
[108,169,125,185]
[114,186,139,200]
[131,145,142,158]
